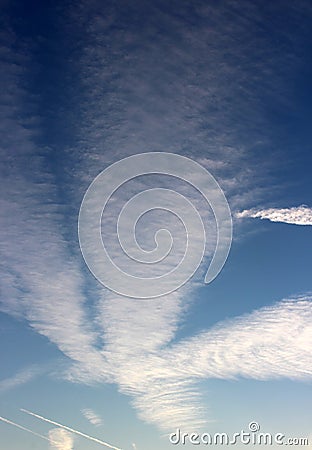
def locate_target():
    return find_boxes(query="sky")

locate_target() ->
[0,0,312,449]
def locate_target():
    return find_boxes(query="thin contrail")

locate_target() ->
[0,415,59,445]
[21,408,122,450]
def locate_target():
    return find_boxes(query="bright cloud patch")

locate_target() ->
[49,428,74,450]
[81,408,102,427]
[237,205,312,225]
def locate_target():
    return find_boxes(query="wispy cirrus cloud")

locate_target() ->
[86,294,312,432]
[81,408,103,427]
[58,0,312,433]
[236,205,312,225]
[0,27,110,383]
[0,365,46,394]
[166,295,312,381]
[1,0,312,442]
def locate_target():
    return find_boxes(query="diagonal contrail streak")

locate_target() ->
[0,415,59,445]
[21,408,122,450]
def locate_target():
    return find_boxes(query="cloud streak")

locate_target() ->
[236,205,312,225]
[0,365,44,394]
[94,294,312,432]
[0,25,111,383]
[0,415,58,445]
[81,408,103,427]
[21,409,121,450]
[166,295,312,381]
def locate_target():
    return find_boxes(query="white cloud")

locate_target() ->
[49,428,74,450]
[236,205,312,225]
[165,295,312,381]
[1,0,312,440]
[0,29,111,383]
[81,408,102,427]
[0,365,46,394]
[88,294,312,432]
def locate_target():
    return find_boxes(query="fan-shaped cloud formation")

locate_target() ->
[1,0,312,441]
[237,205,312,225]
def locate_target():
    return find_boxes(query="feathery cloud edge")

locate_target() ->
[236,205,312,225]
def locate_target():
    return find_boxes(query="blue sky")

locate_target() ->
[0,0,312,449]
